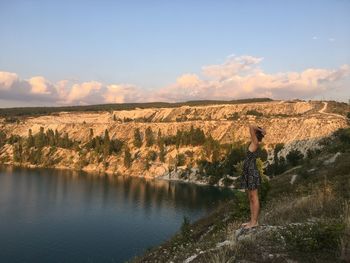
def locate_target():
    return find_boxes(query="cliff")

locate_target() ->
[0,100,348,182]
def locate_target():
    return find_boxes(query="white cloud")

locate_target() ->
[202,55,263,80]
[0,72,18,90]
[66,81,102,103]
[154,55,350,101]
[103,84,141,103]
[28,76,51,94]
[0,55,349,106]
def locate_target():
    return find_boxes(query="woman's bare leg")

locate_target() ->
[245,189,259,228]
[250,189,260,225]
[241,190,252,227]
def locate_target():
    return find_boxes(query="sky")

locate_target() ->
[0,0,350,107]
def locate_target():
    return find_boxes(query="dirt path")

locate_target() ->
[318,102,347,119]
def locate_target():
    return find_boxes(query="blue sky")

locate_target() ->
[0,0,349,106]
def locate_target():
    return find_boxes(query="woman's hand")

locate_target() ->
[258,127,266,136]
[249,124,266,135]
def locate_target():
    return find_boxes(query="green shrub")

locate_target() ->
[176,153,186,166]
[246,110,263,117]
[180,216,192,242]
[124,147,132,168]
[147,150,158,162]
[282,222,344,253]
[227,112,239,120]
[286,149,304,166]
[222,176,234,187]
[133,128,143,148]
[234,191,250,217]
[335,128,350,145]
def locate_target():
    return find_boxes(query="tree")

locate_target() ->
[124,147,132,168]
[110,139,123,154]
[157,129,162,148]
[147,150,158,162]
[286,149,304,166]
[159,142,166,162]
[54,129,60,145]
[89,128,94,140]
[103,129,111,157]
[258,144,268,161]
[27,129,34,148]
[13,142,23,162]
[176,153,186,166]
[175,130,182,149]
[203,135,221,162]
[133,128,142,148]
[274,143,284,158]
[46,129,55,146]
[144,158,151,170]
[145,127,154,147]
[35,126,45,148]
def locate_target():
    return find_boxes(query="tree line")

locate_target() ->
[0,98,272,117]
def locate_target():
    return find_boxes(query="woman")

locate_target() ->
[240,124,266,230]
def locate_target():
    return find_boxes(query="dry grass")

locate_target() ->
[260,179,338,225]
[207,247,236,263]
[341,201,350,262]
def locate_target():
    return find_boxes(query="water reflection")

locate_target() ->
[0,165,234,263]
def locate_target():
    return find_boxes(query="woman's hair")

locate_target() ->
[255,126,264,142]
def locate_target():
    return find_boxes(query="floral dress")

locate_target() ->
[240,149,261,190]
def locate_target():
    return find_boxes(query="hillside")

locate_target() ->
[130,127,350,262]
[0,100,349,186]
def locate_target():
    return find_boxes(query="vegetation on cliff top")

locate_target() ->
[0,98,272,118]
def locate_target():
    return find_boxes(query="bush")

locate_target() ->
[176,153,186,166]
[180,216,192,242]
[124,147,132,168]
[282,222,344,254]
[227,112,239,120]
[147,150,158,162]
[335,128,350,145]
[222,176,234,187]
[256,158,270,204]
[145,127,154,147]
[246,110,263,117]
[286,149,304,166]
[133,128,143,148]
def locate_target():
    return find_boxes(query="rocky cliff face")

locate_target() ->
[0,100,348,179]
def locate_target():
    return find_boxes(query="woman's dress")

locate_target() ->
[240,149,261,190]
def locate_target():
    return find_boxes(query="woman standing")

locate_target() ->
[240,124,266,230]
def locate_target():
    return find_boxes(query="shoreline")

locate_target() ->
[0,162,237,190]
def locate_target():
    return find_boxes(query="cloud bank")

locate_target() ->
[1,55,349,106]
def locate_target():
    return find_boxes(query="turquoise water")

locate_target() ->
[0,166,234,263]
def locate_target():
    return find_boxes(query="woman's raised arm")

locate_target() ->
[249,124,259,145]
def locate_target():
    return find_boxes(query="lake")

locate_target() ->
[0,166,234,263]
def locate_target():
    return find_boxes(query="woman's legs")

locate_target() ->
[246,189,260,228]
[241,190,252,227]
